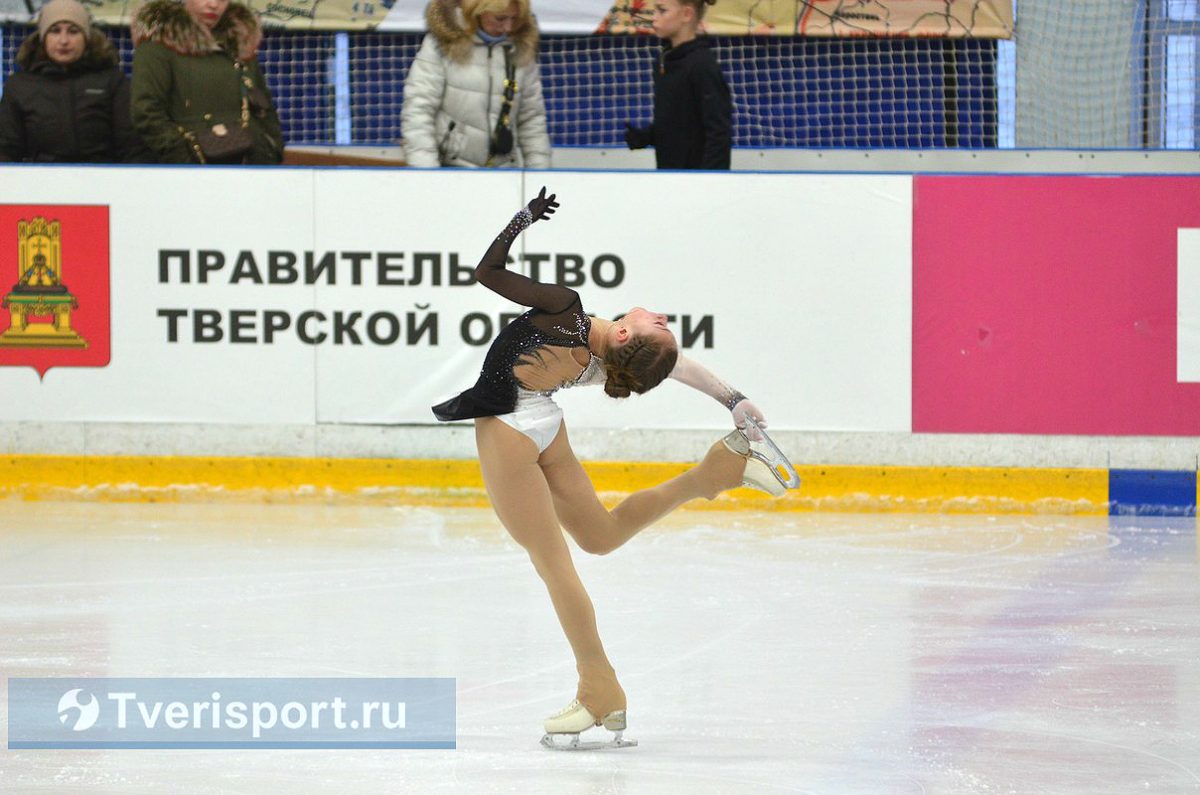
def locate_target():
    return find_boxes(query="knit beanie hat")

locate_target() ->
[37,0,92,38]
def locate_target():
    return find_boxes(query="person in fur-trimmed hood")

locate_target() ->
[401,0,551,169]
[131,0,283,164]
[0,0,150,162]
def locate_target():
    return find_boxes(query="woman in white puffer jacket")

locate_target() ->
[401,0,551,168]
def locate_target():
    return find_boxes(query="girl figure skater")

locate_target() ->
[433,188,783,747]
[625,0,732,170]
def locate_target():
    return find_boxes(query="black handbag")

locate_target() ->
[182,61,256,164]
[192,123,254,163]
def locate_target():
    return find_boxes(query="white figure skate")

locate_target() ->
[540,700,638,751]
[722,417,801,495]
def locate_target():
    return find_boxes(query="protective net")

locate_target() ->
[1015,0,1198,148]
[346,33,998,148]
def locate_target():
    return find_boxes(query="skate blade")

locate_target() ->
[740,417,801,490]
[540,732,638,751]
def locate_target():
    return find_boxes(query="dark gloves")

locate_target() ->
[527,186,559,222]
[624,123,653,150]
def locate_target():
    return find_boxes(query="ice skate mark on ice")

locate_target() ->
[460,661,593,720]
[914,532,1025,571]
[592,764,824,792]
[457,649,578,703]
[305,664,379,676]
[961,726,1200,786]
[920,530,1119,578]
[896,578,1040,594]
[622,613,763,679]
[137,567,521,609]
[0,555,495,592]
[468,598,761,719]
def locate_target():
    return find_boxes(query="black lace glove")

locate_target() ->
[625,123,653,150]
[528,187,559,222]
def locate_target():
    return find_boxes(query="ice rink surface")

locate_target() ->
[1,500,1198,794]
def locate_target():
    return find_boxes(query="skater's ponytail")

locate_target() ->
[603,336,678,399]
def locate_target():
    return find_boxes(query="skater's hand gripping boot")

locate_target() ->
[720,431,786,496]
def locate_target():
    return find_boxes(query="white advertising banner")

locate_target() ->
[0,167,319,424]
[1178,228,1200,383]
[0,167,912,431]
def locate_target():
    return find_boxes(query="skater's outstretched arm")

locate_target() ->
[669,354,767,432]
[474,187,568,312]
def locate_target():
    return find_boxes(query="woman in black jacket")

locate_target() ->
[625,0,732,170]
[0,0,149,163]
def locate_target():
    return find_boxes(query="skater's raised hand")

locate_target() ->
[731,398,767,441]
[527,187,559,222]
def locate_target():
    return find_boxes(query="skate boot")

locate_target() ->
[720,430,786,496]
[721,417,801,496]
[540,700,637,751]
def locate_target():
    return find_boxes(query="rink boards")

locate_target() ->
[0,455,1196,516]
[0,167,1198,513]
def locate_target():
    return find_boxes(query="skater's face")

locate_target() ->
[186,0,230,29]
[616,307,676,348]
[652,0,696,42]
[44,22,86,66]
[478,2,520,37]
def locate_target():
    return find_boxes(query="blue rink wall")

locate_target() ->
[1108,469,1199,516]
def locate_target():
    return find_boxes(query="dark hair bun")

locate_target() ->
[604,376,633,399]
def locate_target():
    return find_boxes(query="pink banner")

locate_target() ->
[913,176,1200,436]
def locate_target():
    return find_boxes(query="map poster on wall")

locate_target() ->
[598,0,1013,38]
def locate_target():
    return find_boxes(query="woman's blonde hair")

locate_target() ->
[461,0,531,36]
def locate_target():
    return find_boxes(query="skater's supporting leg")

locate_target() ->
[475,417,626,719]
[539,424,747,556]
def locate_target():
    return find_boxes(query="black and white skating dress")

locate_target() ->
[431,209,606,450]
[431,285,604,422]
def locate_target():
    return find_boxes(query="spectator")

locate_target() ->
[131,0,283,164]
[0,0,150,163]
[625,0,732,170]
[401,0,551,169]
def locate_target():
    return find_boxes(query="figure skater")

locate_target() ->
[433,187,786,748]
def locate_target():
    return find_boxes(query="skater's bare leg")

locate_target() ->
[476,417,626,719]
[539,424,746,556]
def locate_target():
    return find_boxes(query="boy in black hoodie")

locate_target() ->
[625,0,732,169]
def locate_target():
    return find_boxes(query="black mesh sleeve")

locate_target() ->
[474,208,575,312]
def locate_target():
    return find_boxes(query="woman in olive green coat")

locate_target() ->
[131,0,283,164]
